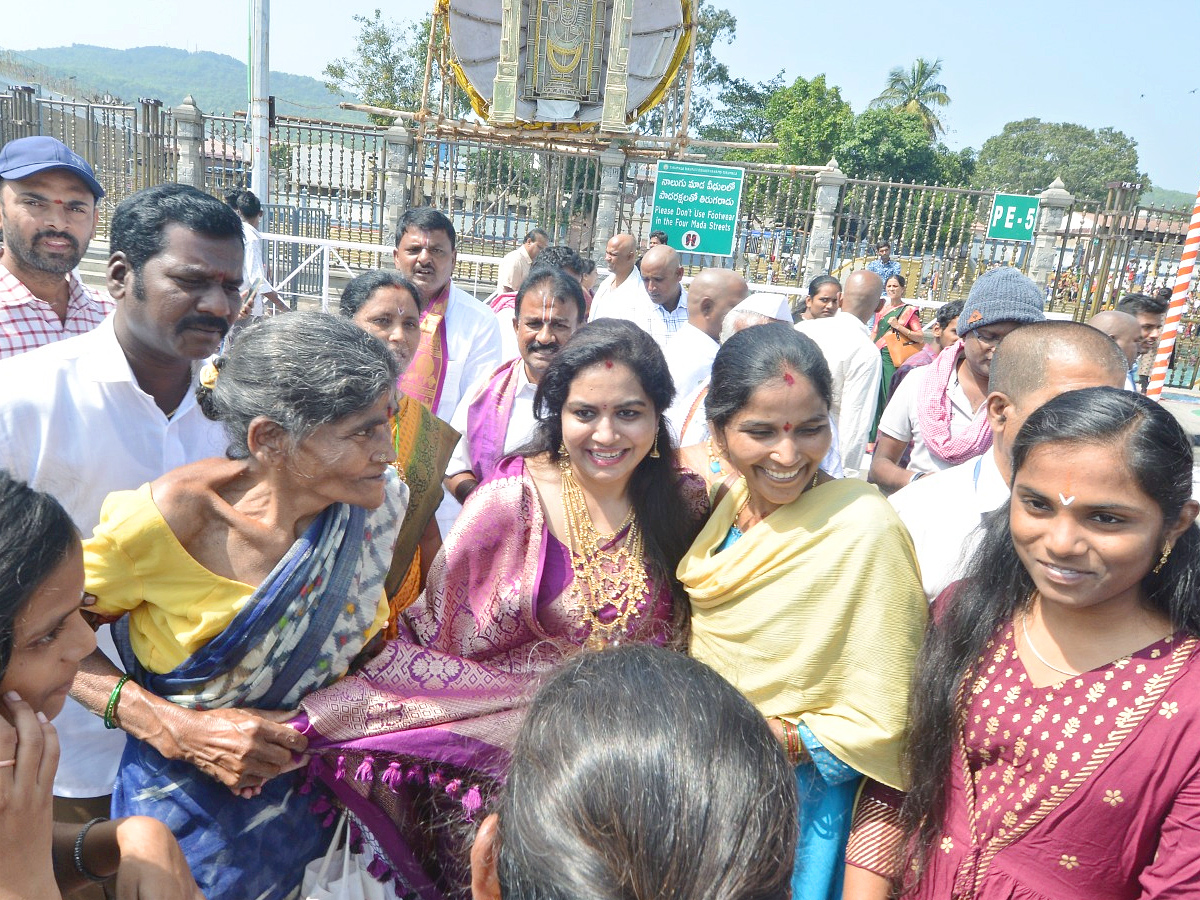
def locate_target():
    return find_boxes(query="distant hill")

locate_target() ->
[1142,186,1196,210]
[0,44,366,123]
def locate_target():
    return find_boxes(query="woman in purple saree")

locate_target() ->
[298,319,707,898]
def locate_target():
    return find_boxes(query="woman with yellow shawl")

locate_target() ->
[678,323,927,900]
[339,271,459,627]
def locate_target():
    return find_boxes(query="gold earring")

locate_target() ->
[558,440,568,458]
[649,432,660,459]
[1153,541,1172,575]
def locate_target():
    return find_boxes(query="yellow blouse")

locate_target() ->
[84,484,389,674]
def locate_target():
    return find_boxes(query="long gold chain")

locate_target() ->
[558,456,649,649]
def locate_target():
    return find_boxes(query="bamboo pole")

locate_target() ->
[337,102,781,153]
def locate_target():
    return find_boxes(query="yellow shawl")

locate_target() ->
[680,477,926,789]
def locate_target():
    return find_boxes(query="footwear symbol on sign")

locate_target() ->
[682,230,700,249]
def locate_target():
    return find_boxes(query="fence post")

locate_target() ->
[172,95,205,190]
[801,158,847,283]
[382,123,414,247]
[592,145,626,260]
[1029,177,1073,295]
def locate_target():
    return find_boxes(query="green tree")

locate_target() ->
[765,75,853,166]
[698,73,784,150]
[324,10,435,125]
[974,118,1147,202]
[835,107,942,182]
[869,57,950,139]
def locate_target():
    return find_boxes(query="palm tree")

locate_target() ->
[870,57,950,139]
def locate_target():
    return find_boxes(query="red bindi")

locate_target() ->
[783,423,792,432]
[782,372,795,385]
[604,359,614,369]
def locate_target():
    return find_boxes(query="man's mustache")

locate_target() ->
[34,229,80,252]
[175,314,230,336]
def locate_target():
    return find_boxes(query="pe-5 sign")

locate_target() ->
[986,193,1039,242]
[650,161,744,257]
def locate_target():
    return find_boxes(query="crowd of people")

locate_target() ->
[0,134,1197,900]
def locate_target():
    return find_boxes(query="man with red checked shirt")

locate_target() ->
[0,136,112,359]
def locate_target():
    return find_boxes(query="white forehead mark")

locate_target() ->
[1059,493,1076,507]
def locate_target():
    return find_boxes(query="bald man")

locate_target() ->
[795,270,885,477]
[638,244,690,345]
[588,233,651,323]
[662,269,749,437]
[1088,309,1141,391]
[890,321,1129,600]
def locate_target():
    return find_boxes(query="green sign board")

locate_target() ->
[986,193,1039,242]
[650,161,744,257]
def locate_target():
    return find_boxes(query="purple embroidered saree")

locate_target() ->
[298,455,675,898]
[464,359,522,484]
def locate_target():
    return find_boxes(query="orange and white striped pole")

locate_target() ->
[1147,186,1200,400]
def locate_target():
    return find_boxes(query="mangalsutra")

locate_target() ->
[559,456,649,649]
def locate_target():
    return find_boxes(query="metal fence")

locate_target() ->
[410,131,605,264]
[3,82,1199,387]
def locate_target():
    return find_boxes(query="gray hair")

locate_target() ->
[719,310,773,344]
[196,311,398,458]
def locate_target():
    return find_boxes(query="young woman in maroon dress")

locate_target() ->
[851,387,1200,899]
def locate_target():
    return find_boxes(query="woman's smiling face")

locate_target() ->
[559,360,658,493]
[716,372,831,515]
[1010,440,1190,616]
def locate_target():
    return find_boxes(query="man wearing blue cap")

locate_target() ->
[0,135,110,358]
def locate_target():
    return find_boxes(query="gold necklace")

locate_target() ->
[558,456,649,649]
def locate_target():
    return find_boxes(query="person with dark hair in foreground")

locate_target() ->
[873,387,1200,898]
[680,323,926,900]
[469,645,798,900]
[0,471,202,900]
[298,319,708,900]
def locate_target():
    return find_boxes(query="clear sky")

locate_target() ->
[4,0,1198,193]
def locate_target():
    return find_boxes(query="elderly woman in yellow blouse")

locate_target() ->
[678,323,927,900]
[76,312,408,900]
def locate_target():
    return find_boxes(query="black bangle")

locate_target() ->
[74,817,110,883]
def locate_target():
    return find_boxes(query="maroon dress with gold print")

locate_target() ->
[905,625,1200,899]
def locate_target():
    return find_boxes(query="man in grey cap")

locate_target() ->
[869,266,1045,493]
[0,135,109,358]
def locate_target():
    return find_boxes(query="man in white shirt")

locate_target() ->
[795,270,884,478]
[589,233,650,323]
[1087,309,1141,392]
[870,267,1045,493]
[889,321,1129,600]
[0,184,306,854]
[226,189,285,317]
[637,244,690,346]
[439,268,586,535]
[393,208,503,422]
[663,269,748,437]
[495,228,548,294]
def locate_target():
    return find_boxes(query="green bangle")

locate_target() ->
[103,674,131,730]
